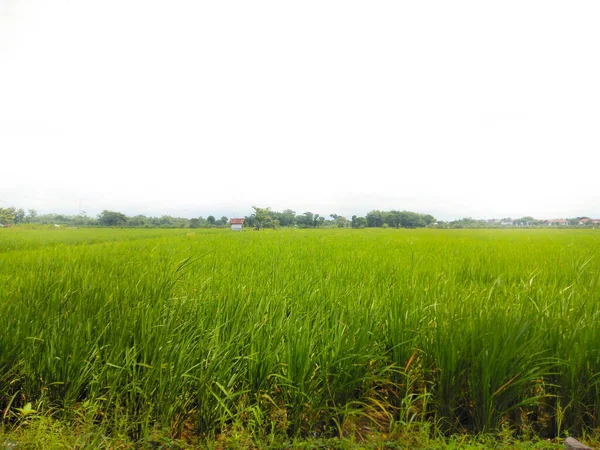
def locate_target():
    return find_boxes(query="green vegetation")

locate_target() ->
[3,204,598,230]
[0,227,599,448]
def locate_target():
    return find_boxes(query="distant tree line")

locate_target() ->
[3,205,595,229]
[0,205,437,229]
[244,206,437,229]
[0,207,230,229]
[428,216,600,228]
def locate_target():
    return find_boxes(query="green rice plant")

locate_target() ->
[0,227,599,444]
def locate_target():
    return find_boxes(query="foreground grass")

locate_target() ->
[1,227,599,446]
[0,417,578,449]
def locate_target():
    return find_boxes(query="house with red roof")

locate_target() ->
[578,218,600,226]
[229,218,244,231]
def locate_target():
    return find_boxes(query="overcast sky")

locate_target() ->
[1,1,598,221]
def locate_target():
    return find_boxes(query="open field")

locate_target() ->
[0,227,599,447]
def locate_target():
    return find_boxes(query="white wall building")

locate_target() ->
[229,218,244,231]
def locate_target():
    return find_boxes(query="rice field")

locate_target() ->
[0,227,599,445]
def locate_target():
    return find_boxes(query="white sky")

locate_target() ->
[1,1,599,221]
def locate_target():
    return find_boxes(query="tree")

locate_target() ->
[352,215,367,228]
[313,213,321,228]
[158,215,176,227]
[98,210,127,226]
[252,206,272,229]
[26,209,38,223]
[280,209,296,227]
[384,210,402,228]
[189,218,201,228]
[296,211,314,228]
[449,217,487,228]
[335,216,349,228]
[14,208,25,224]
[207,215,216,226]
[515,216,536,226]
[399,211,426,228]
[366,210,384,227]
[422,214,436,226]
[244,215,255,228]
[196,217,210,228]
[0,207,16,224]
[272,209,296,227]
[74,212,94,227]
[128,215,150,227]
[220,216,228,226]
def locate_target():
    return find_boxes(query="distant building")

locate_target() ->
[229,218,244,231]
[578,218,600,225]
